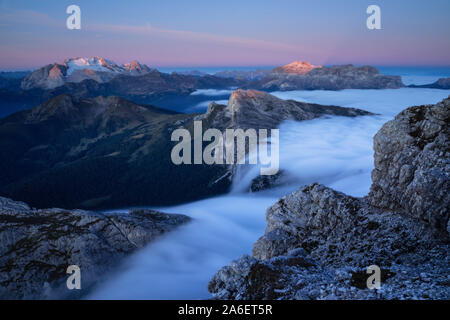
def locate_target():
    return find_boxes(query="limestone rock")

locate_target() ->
[0,197,191,299]
[370,97,450,232]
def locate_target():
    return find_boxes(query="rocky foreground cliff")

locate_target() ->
[208,97,449,300]
[0,197,190,299]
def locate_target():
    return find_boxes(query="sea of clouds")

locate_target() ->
[89,87,449,299]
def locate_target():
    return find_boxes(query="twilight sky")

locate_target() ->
[0,0,449,70]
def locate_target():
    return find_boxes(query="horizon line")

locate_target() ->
[2,63,450,72]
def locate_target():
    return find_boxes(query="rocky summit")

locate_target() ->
[208,97,449,300]
[199,89,372,130]
[0,196,191,299]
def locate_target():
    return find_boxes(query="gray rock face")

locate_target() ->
[209,97,449,300]
[249,171,288,192]
[248,64,404,91]
[252,184,444,265]
[370,97,450,232]
[0,197,190,299]
[210,184,449,300]
[21,64,68,90]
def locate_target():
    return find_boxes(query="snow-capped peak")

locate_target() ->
[63,57,124,75]
[62,57,152,76]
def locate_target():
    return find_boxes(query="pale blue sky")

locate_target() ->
[0,0,449,69]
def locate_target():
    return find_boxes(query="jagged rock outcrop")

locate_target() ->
[21,64,68,90]
[209,97,449,300]
[123,60,152,75]
[199,89,372,130]
[0,196,191,299]
[247,64,404,91]
[370,97,449,232]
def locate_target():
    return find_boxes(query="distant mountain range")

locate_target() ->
[0,66,245,117]
[1,57,449,119]
[21,57,153,90]
[16,57,405,92]
[16,59,323,91]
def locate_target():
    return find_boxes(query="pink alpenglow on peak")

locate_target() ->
[273,60,322,75]
[123,60,152,74]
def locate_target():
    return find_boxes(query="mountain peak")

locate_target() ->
[205,89,372,131]
[122,60,152,74]
[22,94,154,125]
[228,89,273,107]
[273,60,322,75]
